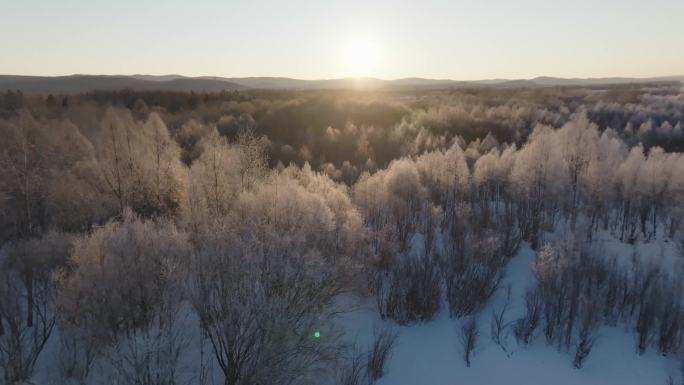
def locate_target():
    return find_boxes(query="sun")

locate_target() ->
[343,37,379,77]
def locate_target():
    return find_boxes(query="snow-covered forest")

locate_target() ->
[1,84,684,385]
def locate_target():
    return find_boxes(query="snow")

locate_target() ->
[337,242,681,385]
[28,239,682,385]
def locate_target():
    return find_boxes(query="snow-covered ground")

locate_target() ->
[337,241,681,385]
[30,237,682,385]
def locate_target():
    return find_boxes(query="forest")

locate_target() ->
[1,83,684,385]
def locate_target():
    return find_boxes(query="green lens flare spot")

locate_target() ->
[314,330,321,339]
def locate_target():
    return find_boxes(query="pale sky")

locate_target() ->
[2,0,683,80]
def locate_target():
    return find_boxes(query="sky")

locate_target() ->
[1,0,683,80]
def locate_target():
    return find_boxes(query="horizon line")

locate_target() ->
[2,73,684,83]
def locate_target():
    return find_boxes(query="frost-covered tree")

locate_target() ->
[56,210,190,384]
[616,145,646,242]
[140,112,184,217]
[636,147,675,239]
[384,159,427,250]
[186,129,242,227]
[0,112,50,242]
[473,145,517,229]
[0,232,71,383]
[0,113,91,340]
[235,127,269,191]
[511,125,567,248]
[186,128,269,233]
[556,113,599,230]
[94,109,183,219]
[191,168,355,385]
[57,209,189,341]
[583,128,627,237]
[354,158,427,251]
[290,163,365,256]
[415,142,470,210]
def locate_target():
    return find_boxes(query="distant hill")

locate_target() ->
[530,76,684,87]
[0,74,681,94]
[218,75,683,90]
[208,76,471,90]
[0,75,246,94]
[130,74,186,82]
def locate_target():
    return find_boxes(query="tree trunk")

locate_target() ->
[26,268,34,328]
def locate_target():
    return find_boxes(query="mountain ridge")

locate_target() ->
[1,74,681,94]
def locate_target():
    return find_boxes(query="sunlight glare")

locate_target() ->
[343,37,379,77]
